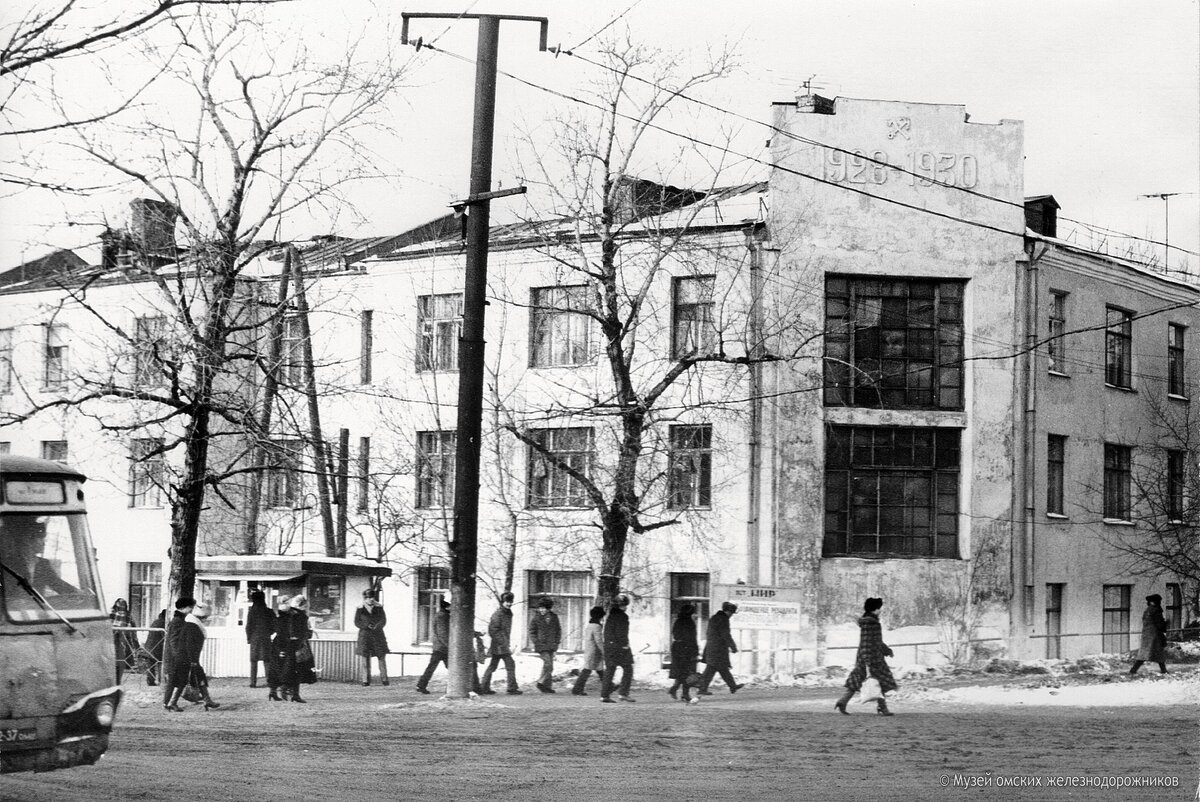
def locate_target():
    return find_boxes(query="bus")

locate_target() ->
[0,455,121,773]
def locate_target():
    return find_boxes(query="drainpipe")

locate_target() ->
[745,225,764,587]
[1018,240,1047,654]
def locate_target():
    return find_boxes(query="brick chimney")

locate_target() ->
[128,198,178,260]
[1024,195,1060,238]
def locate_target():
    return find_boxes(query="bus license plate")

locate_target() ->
[1,727,38,743]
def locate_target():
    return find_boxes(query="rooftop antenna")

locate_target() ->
[1138,191,1197,270]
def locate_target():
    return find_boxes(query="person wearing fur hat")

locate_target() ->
[529,596,563,693]
[698,601,744,695]
[834,597,897,716]
[163,598,220,711]
[600,594,635,703]
[668,604,700,703]
[479,592,522,695]
[355,589,390,687]
[272,595,313,703]
[245,590,274,688]
[1130,594,1169,675]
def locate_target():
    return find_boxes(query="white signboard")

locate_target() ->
[712,584,803,632]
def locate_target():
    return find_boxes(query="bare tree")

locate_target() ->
[2,7,407,603]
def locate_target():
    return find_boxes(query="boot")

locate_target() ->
[203,692,221,710]
[876,698,894,716]
[268,688,282,701]
[668,682,679,700]
[834,690,853,714]
[250,663,258,688]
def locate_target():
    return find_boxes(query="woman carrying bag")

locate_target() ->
[834,597,897,716]
[273,595,313,703]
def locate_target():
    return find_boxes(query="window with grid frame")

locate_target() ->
[129,438,165,508]
[671,275,718,359]
[133,315,168,386]
[128,562,163,628]
[824,277,965,410]
[1046,434,1066,516]
[416,431,456,509]
[1047,291,1067,373]
[1045,583,1064,659]
[667,424,712,509]
[1103,444,1132,521]
[1167,323,1186,397]
[1104,307,1133,389]
[527,427,594,508]
[1166,583,1183,634]
[524,570,592,652]
[264,439,304,508]
[416,293,462,372]
[1101,584,1131,653]
[281,313,305,385]
[669,572,711,637]
[1166,449,1185,523]
[41,440,68,463]
[530,286,594,368]
[413,566,449,645]
[0,328,12,394]
[44,324,68,389]
[824,425,961,558]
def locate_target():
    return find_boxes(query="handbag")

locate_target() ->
[295,641,314,663]
[859,677,884,704]
[181,666,204,703]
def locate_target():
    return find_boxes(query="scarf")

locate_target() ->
[185,613,208,638]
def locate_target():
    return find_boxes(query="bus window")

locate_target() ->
[0,513,103,622]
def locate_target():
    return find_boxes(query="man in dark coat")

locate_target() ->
[143,609,166,686]
[529,596,562,693]
[1130,593,1169,675]
[272,596,313,703]
[698,601,745,695]
[416,597,450,694]
[355,589,390,686]
[480,592,521,695]
[600,594,635,703]
[162,596,195,711]
[245,590,274,688]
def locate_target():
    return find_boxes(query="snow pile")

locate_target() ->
[896,673,1199,707]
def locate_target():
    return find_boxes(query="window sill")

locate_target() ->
[1045,513,1069,520]
[1104,384,1136,394]
[1102,518,1135,527]
[1167,393,1190,403]
[1047,370,1070,379]
[666,506,713,512]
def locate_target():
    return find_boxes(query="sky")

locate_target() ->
[2,0,1198,275]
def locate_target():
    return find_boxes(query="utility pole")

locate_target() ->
[401,12,547,699]
[1138,192,1185,269]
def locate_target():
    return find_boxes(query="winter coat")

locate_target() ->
[431,607,450,653]
[581,622,604,671]
[487,605,514,656]
[110,607,140,666]
[1136,603,1167,662]
[603,606,632,665]
[529,610,562,653]
[669,614,699,679]
[355,604,390,657]
[701,610,738,670]
[844,611,897,694]
[273,608,312,655]
[164,610,187,665]
[144,610,166,662]
[245,602,275,661]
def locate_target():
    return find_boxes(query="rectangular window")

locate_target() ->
[527,427,594,508]
[129,438,165,508]
[1047,291,1067,373]
[0,328,12,394]
[530,286,593,367]
[824,277,965,410]
[1168,323,1186,397]
[1105,307,1133,389]
[525,570,592,652]
[416,293,462,372]
[1045,583,1064,659]
[824,425,961,558]
[264,439,304,508]
[1101,584,1131,653]
[667,424,712,509]
[41,440,68,463]
[414,566,449,645]
[357,436,370,513]
[0,442,10,454]
[281,314,305,385]
[670,572,711,635]
[416,431,456,509]
[360,310,374,385]
[44,324,68,389]
[672,276,717,359]
[1166,449,1185,522]
[128,562,163,629]
[306,575,344,631]
[133,315,167,386]
[1166,583,1183,635]
[1103,444,1132,521]
[1046,434,1066,516]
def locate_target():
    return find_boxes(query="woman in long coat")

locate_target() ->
[835,597,897,716]
[1130,594,1168,675]
[571,606,606,696]
[272,596,313,703]
[354,589,389,686]
[245,590,274,688]
[668,604,700,703]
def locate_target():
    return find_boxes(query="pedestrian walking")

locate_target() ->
[109,598,140,683]
[162,597,192,710]
[143,608,166,687]
[273,595,313,703]
[164,598,220,711]
[479,591,522,695]
[698,601,745,695]
[571,606,605,696]
[668,604,700,703]
[834,597,897,716]
[529,596,562,693]
[355,589,390,686]
[416,597,449,694]
[245,590,274,688]
[1129,594,1169,675]
[600,594,635,703]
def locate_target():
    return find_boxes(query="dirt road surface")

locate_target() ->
[4,675,1197,802]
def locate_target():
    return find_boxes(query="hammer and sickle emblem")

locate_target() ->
[886,117,911,140]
